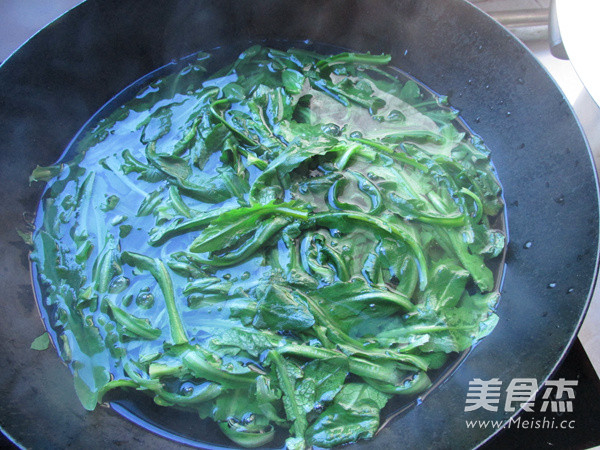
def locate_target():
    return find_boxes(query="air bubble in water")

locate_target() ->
[179,382,194,396]
[136,291,155,309]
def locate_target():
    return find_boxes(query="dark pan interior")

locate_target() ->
[0,1,598,449]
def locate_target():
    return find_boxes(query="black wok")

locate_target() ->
[0,0,598,448]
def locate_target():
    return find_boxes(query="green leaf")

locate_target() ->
[209,327,280,357]
[424,259,470,310]
[269,350,307,438]
[282,69,306,94]
[213,383,277,446]
[222,82,246,102]
[189,201,308,253]
[120,149,165,182]
[31,332,50,351]
[73,373,99,411]
[308,278,413,333]
[312,211,429,289]
[183,347,258,388]
[333,382,390,410]
[438,228,494,292]
[376,237,419,298]
[253,283,315,332]
[399,80,421,104]
[295,357,348,413]
[101,195,120,212]
[147,151,192,181]
[119,224,132,238]
[285,436,306,450]
[316,52,391,74]
[443,292,500,348]
[92,235,119,293]
[249,141,342,203]
[145,141,244,204]
[219,422,275,448]
[307,403,379,447]
[17,229,33,246]
[306,383,390,447]
[377,292,499,354]
[106,300,162,340]
[137,188,165,217]
[148,204,234,246]
[72,364,111,411]
[121,251,188,345]
[139,106,172,143]
[155,381,222,406]
[470,223,505,258]
[29,164,62,183]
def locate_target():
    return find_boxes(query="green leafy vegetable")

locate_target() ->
[306,383,390,447]
[31,332,50,351]
[30,46,504,449]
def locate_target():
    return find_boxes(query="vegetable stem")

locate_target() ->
[350,137,428,171]
[121,251,188,344]
[311,211,429,289]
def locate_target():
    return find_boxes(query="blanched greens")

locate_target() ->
[31,45,504,449]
